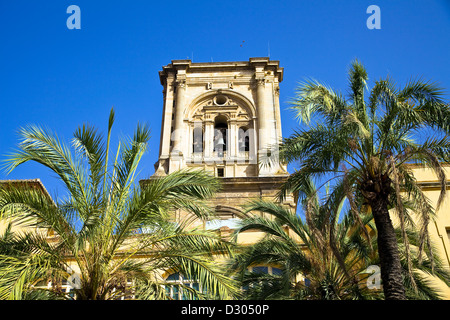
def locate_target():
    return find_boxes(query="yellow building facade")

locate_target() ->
[410,165,450,266]
[409,166,450,298]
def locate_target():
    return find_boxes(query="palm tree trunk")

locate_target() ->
[369,194,406,300]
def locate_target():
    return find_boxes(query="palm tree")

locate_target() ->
[0,109,238,300]
[232,181,450,300]
[272,60,450,299]
[232,180,380,300]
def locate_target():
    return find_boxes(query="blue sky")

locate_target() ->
[1,0,449,199]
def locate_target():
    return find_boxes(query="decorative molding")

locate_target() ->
[256,78,266,87]
[176,79,186,88]
[274,86,280,96]
[186,89,257,120]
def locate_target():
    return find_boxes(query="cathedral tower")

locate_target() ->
[154,58,296,231]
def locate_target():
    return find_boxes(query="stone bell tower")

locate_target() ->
[153,58,296,231]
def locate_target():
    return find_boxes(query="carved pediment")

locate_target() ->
[192,107,204,121]
[236,106,248,119]
[187,90,256,121]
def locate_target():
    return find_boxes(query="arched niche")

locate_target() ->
[187,89,256,122]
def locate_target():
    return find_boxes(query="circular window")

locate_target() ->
[214,95,228,105]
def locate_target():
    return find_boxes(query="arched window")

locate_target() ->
[205,206,243,230]
[192,127,203,153]
[238,126,250,152]
[205,215,241,230]
[165,272,201,300]
[214,115,228,156]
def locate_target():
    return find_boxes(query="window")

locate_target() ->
[192,127,203,153]
[243,266,283,293]
[214,116,228,156]
[167,273,180,281]
[249,266,281,276]
[304,278,311,287]
[205,217,241,230]
[165,272,201,300]
[68,289,76,299]
[205,208,242,230]
[214,94,228,105]
[217,167,224,177]
[253,266,268,274]
[271,267,282,276]
[238,127,250,152]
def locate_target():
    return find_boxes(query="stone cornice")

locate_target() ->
[0,179,55,205]
[159,57,283,85]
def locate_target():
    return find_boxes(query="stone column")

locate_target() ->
[187,123,193,159]
[171,79,186,156]
[250,117,258,164]
[204,118,214,164]
[256,77,269,153]
[256,77,274,176]
[229,120,237,160]
[273,85,287,173]
[273,85,282,143]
